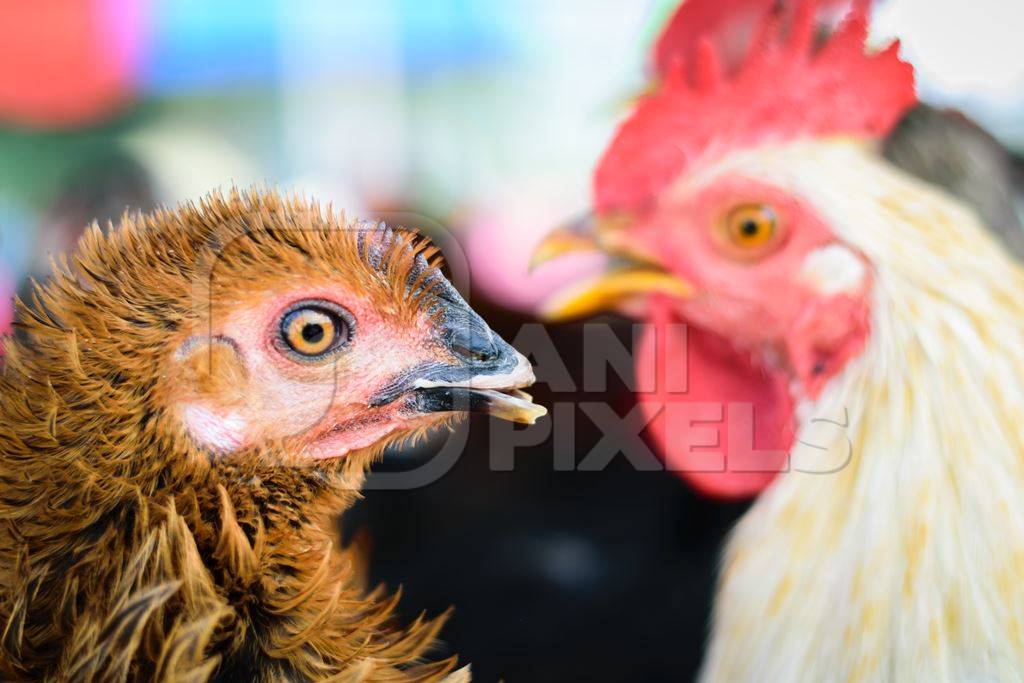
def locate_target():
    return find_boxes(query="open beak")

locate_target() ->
[532,213,694,321]
[413,385,546,425]
[410,354,547,425]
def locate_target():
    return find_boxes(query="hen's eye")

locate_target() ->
[280,303,351,359]
[719,204,779,256]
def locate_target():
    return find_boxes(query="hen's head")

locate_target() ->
[535,0,931,498]
[7,189,542,491]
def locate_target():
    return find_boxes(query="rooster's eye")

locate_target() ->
[279,302,351,359]
[718,204,779,258]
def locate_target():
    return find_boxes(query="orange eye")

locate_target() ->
[280,302,351,359]
[718,204,779,257]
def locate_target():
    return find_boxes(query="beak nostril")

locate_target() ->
[448,327,500,364]
[453,340,498,364]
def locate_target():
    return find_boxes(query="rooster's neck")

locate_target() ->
[699,147,1024,681]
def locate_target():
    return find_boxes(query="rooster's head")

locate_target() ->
[534,0,931,497]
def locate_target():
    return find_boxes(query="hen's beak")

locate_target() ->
[532,213,694,321]
[411,352,547,425]
[370,299,547,424]
[413,384,546,425]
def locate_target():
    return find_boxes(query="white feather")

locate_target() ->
[799,244,867,296]
[694,141,1024,683]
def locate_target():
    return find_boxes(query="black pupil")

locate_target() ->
[302,323,325,344]
[740,219,760,237]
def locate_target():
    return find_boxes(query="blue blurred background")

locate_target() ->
[1,0,1021,316]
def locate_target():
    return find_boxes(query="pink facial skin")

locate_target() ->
[173,282,451,460]
[619,175,870,497]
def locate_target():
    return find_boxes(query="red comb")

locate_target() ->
[652,0,853,79]
[594,0,917,213]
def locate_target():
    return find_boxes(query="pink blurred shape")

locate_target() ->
[0,0,144,127]
[463,208,605,315]
[0,269,13,355]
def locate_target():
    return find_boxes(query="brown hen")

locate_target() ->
[0,189,543,681]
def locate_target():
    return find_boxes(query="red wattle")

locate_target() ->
[636,298,794,499]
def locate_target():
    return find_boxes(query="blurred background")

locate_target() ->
[0,0,1021,680]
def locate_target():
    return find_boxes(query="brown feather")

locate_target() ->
[0,188,462,681]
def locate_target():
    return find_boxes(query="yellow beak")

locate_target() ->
[532,214,694,322]
[539,268,693,321]
[528,215,606,271]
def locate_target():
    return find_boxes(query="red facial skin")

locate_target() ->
[584,0,910,500]
[593,0,916,215]
[615,175,870,498]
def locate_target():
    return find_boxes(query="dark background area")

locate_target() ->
[346,305,750,683]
